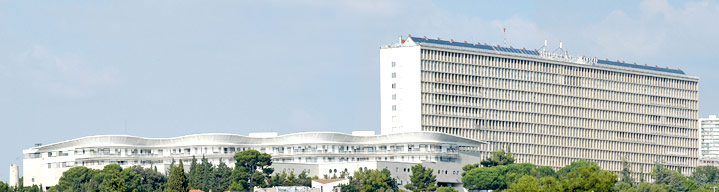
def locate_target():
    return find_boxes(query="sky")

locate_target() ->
[1,0,718,181]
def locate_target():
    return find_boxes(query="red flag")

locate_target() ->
[504,28,506,33]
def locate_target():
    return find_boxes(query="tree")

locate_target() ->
[535,166,557,179]
[297,170,312,187]
[436,186,458,192]
[128,165,167,192]
[560,162,616,192]
[462,165,504,190]
[692,166,719,187]
[106,172,127,192]
[651,163,696,192]
[269,171,288,187]
[557,160,597,178]
[345,168,396,192]
[166,160,189,192]
[480,149,515,167]
[233,149,273,190]
[188,156,198,190]
[0,181,9,192]
[620,159,634,186]
[505,175,539,192]
[211,159,233,192]
[404,164,437,192]
[55,166,94,191]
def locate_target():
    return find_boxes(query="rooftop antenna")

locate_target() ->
[503,28,508,47]
[541,40,548,52]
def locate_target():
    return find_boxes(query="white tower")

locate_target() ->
[9,164,19,188]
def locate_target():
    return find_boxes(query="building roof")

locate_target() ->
[23,131,486,153]
[312,178,348,184]
[407,36,686,75]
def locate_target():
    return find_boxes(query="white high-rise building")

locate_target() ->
[380,35,700,180]
[700,115,719,159]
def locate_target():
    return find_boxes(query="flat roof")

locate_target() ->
[408,36,686,75]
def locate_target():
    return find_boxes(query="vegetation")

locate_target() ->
[166,160,189,192]
[0,178,42,192]
[28,148,719,192]
[49,164,166,192]
[338,167,398,192]
[480,149,515,167]
[404,164,437,192]
[435,186,458,192]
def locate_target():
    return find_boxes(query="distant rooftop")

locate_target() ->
[407,36,686,75]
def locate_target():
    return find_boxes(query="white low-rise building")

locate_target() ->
[311,179,348,192]
[22,131,485,190]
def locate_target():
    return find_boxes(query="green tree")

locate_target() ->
[189,156,198,190]
[462,163,479,172]
[535,166,557,179]
[211,159,233,192]
[462,165,504,190]
[505,175,540,192]
[692,166,719,187]
[560,162,616,192]
[436,186,458,192]
[557,160,596,178]
[297,170,311,187]
[269,171,288,187]
[480,149,515,167]
[346,168,396,192]
[404,164,437,192]
[106,172,127,192]
[166,160,189,192]
[232,149,273,190]
[620,159,634,186]
[650,163,696,192]
[538,176,562,191]
[286,171,296,186]
[128,165,167,192]
[634,182,671,192]
[55,166,94,191]
[0,181,9,192]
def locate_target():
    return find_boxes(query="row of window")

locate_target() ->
[420,48,697,91]
[422,87,695,120]
[421,69,697,110]
[421,60,697,100]
[421,102,696,139]
[422,91,696,127]
[424,125,695,160]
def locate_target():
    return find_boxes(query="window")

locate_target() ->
[392,83,396,89]
[392,72,396,78]
[392,94,396,100]
[392,61,396,67]
[392,105,397,111]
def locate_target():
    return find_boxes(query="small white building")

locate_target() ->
[9,164,19,188]
[701,115,719,159]
[311,179,348,192]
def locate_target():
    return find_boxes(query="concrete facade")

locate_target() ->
[22,131,484,189]
[380,36,700,180]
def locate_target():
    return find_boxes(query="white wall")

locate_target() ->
[380,40,422,135]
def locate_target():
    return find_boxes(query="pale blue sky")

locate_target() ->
[1,0,718,181]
